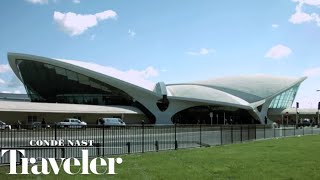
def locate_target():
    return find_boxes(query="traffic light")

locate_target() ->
[318,102,320,110]
[296,102,299,109]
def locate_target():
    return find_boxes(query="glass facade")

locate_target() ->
[268,85,299,109]
[16,60,134,105]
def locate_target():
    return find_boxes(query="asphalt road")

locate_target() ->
[1,125,319,164]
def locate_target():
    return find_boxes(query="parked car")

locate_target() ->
[298,119,311,127]
[97,118,126,127]
[29,122,50,129]
[56,118,87,128]
[0,120,11,130]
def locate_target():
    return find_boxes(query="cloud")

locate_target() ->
[289,0,320,26]
[73,0,80,3]
[272,24,279,28]
[0,64,10,73]
[0,78,5,85]
[304,0,320,6]
[57,59,159,90]
[53,10,117,36]
[128,29,136,37]
[186,48,214,56]
[264,44,292,59]
[7,76,23,88]
[25,0,48,4]
[304,67,320,77]
[1,90,22,94]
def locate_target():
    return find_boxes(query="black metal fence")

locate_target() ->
[1,124,319,165]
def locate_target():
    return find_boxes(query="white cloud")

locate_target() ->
[289,12,313,24]
[304,0,320,6]
[0,64,10,73]
[272,24,279,28]
[128,29,136,37]
[265,44,292,59]
[57,59,159,90]
[304,67,320,77]
[73,0,80,3]
[0,78,5,85]
[289,0,320,26]
[7,76,23,88]
[13,90,22,94]
[25,0,48,4]
[1,91,10,93]
[0,90,22,94]
[53,10,117,36]
[186,48,213,56]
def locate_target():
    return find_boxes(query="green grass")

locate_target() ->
[1,135,320,179]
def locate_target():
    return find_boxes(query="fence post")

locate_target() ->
[142,120,144,153]
[247,125,250,140]
[312,126,313,135]
[102,125,105,156]
[174,123,178,150]
[303,126,304,135]
[155,141,159,152]
[255,124,256,140]
[220,126,223,145]
[231,125,233,144]
[199,122,202,147]
[274,126,276,138]
[294,125,295,136]
[284,125,286,137]
[126,142,131,154]
[240,125,242,142]
[55,124,57,159]
[264,124,266,139]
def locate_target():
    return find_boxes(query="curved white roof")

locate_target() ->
[7,53,306,113]
[167,84,250,106]
[167,75,306,104]
[7,53,158,97]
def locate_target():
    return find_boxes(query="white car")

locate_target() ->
[0,121,11,130]
[97,118,126,127]
[56,118,87,128]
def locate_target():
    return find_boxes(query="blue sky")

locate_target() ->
[0,0,320,108]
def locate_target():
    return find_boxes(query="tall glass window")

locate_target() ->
[16,59,133,105]
[269,85,299,109]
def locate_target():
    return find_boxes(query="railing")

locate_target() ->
[0,124,318,165]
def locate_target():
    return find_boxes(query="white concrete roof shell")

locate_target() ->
[166,84,250,106]
[167,75,306,103]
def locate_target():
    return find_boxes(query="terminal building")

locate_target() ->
[0,52,314,125]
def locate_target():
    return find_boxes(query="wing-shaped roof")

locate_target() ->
[167,84,250,106]
[167,75,306,104]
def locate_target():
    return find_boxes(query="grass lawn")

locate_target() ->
[1,135,320,179]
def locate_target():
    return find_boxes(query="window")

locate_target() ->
[16,60,134,106]
[269,85,300,109]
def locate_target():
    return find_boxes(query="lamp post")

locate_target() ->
[216,114,219,125]
[210,112,213,126]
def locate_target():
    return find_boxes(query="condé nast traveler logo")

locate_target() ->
[0,139,123,175]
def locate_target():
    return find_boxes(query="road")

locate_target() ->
[1,125,319,164]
